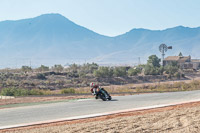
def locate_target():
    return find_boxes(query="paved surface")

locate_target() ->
[1,90,200,129]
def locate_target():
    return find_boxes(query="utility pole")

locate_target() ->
[138,57,141,65]
[30,60,32,69]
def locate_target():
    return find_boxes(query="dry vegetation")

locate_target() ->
[0,71,175,92]
[3,101,200,133]
[0,63,200,107]
[0,62,189,97]
[1,79,200,107]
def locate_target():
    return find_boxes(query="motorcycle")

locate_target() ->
[95,88,112,101]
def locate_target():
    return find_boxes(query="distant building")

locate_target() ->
[163,55,200,70]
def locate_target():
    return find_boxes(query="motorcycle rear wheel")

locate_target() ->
[99,93,107,101]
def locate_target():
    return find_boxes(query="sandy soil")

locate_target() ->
[2,101,200,133]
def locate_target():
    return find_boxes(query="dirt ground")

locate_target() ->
[2,101,200,133]
[0,95,93,107]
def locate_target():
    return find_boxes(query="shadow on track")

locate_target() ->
[105,99,118,102]
[96,99,118,102]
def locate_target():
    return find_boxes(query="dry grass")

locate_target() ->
[74,79,200,94]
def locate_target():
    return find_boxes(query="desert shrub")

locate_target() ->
[41,90,52,95]
[148,85,157,90]
[5,79,18,86]
[87,63,99,73]
[79,63,99,74]
[190,80,200,89]
[93,67,113,78]
[67,72,79,78]
[0,88,29,96]
[61,88,75,94]
[78,71,86,78]
[174,72,181,79]
[164,63,179,76]
[172,82,183,88]
[21,66,32,73]
[13,88,29,96]
[113,67,127,77]
[128,67,141,76]
[52,64,64,72]
[67,63,79,73]
[1,88,16,96]
[29,89,44,95]
[144,64,160,75]
[37,65,49,72]
[181,83,191,90]
[158,84,172,90]
[147,55,161,67]
[36,73,46,80]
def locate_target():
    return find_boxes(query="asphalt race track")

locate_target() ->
[1,90,200,129]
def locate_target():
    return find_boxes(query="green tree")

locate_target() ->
[93,67,113,78]
[1,88,29,96]
[37,65,49,72]
[144,64,155,75]
[179,52,183,57]
[21,66,32,73]
[52,64,64,72]
[113,67,127,77]
[68,64,79,73]
[86,63,99,73]
[128,67,141,76]
[164,63,179,77]
[147,55,161,67]
[79,63,99,74]
[36,73,46,80]
[144,64,162,75]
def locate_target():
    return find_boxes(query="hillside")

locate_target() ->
[0,13,200,67]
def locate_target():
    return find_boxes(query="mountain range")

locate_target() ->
[0,13,200,68]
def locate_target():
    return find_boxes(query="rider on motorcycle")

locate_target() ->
[90,82,112,101]
[90,82,99,99]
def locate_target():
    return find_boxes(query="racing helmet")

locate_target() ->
[90,82,95,87]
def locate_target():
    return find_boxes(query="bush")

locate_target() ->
[181,83,191,90]
[79,63,99,74]
[36,73,46,80]
[61,88,75,94]
[52,64,64,72]
[164,63,179,77]
[14,88,29,96]
[128,67,141,76]
[0,88,52,96]
[144,65,156,75]
[21,66,32,73]
[174,72,181,79]
[37,65,49,72]
[147,55,161,67]
[29,89,45,95]
[113,67,127,77]
[1,88,15,96]
[0,88,29,96]
[93,67,113,78]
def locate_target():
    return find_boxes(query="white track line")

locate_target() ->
[1,99,200,130]
[77,99,93,102]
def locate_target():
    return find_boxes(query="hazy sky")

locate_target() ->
[0,0,200,36]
